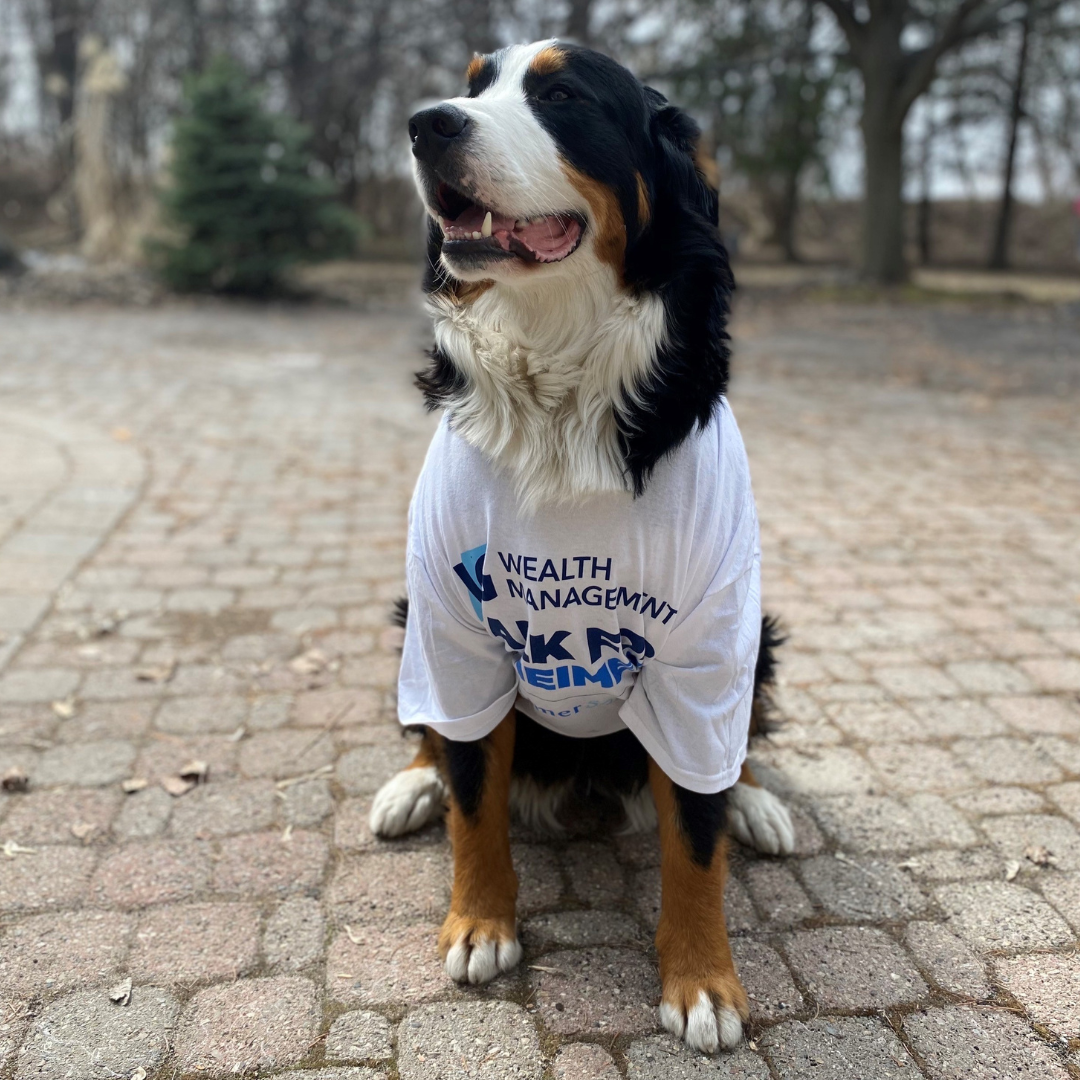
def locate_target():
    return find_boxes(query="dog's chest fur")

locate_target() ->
[431,272,666,511]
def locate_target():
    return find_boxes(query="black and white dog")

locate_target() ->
[370,40,794,1055]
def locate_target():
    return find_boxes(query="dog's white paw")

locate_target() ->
[660,990,743,1053]
[727,781,795,855]
[442,920,522,985]
[369,766,445,838]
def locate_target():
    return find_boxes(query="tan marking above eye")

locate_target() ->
[529,45,567,76]
[466,54,485,83]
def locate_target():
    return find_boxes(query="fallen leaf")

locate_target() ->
[130,1069,148,1080]
[227,725,247,743]
[51,696,77,719]
[135,660,176,684]
[1004,860,1021,881]
[289,648,328,675]
[121,777,149,794]
[111,426,132,442]
[343,925,363,945]
[1024,845,1058,867]
[2,840,36,858]
[178,760,209,784]
[108,977,132,1006]
[281,824,293,843]
[70,821,98,841]
[1,766,29,793]
[161,775,194,797]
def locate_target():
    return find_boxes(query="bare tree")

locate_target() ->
[815,0,1027,282]
[988,0,1033,268]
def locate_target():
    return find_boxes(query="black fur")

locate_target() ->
[673,784,728,868]
[750,614,786,737]
[442,735,487,819]
[511,710,648,796]
[416,344,468,411]
[390,596,409,629]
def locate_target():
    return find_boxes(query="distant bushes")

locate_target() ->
[150,57,358,296]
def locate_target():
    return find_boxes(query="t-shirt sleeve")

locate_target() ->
[397,550,519,740]
[619,506,761,795]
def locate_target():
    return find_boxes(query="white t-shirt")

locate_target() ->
[398,401,762,794]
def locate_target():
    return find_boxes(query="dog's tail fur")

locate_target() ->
[749,613,785,738]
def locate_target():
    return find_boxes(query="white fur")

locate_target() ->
[369,766,446,837]
[618,786,658,834]
[663,991,742,1054]
[445,933,522,985]
[510,775,568,832]
[727,781,795,855]
[431,281,666,509]
[416,41,668,509]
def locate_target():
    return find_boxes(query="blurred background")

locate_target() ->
[1,0,1079,297]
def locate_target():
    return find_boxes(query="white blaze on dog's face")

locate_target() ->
[409,40,653,285]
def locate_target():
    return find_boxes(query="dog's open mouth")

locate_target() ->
[436,181,584,264]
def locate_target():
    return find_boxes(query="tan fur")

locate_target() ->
[649,758,749,1025]
[529,44,566,75]
[406,729,440,770]
[738,760,760,787]
[465,54,485,83]
[437,712,519,960]
[636,171,651,229]
[562,164,627,274]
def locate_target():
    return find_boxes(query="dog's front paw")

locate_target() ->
[727,782,795,856]
[439,913,522,985]
[369,766,445,838]
[659,977,749,1054]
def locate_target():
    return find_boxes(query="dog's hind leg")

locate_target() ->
[438,710,522,985]
[650,759,748,1053]
[369,729,446,838]
[727,761,795,856]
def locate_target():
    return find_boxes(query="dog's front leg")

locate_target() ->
[649,758,749,1053]
[437,709,522,985]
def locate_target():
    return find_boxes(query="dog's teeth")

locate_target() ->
[515,219,528,229]
[481,211,492,238]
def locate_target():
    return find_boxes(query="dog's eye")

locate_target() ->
[542,87,572,102]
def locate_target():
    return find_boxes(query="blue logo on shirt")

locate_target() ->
[453,543,497,620]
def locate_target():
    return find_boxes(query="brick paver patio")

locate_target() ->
[0,294,1077,1078]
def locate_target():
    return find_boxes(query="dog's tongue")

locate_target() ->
[444,205,582,262]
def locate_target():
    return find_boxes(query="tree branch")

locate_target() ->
[899,0,1002,114]
[815,0,867,54]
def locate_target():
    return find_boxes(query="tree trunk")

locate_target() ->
[917,125,933,265]
[988,2,1033,270]
[776,170,801,263]
[860,86,907,283]
[566,0,594,44]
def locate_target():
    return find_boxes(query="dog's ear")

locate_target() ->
[643,86,718,225]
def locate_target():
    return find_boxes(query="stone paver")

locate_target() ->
[903,1005,1070,1079]
[0,299,1078,1076]
[325,1009,394,1062]
[174,975,320,1077]
[761,1017,914,1079]
[14,986,178,1079]
[397,1001,541,1080]
[626,1035,770,1078]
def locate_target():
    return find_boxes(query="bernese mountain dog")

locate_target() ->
[369,40,795,1055]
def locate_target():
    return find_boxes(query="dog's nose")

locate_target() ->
[409,105,470,165]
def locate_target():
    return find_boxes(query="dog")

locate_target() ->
[369,39,795,1054]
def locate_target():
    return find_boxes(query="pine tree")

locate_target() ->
[152,56,358,295]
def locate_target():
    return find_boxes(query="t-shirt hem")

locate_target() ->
[619,705,748,795]
[398,688,518,742]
